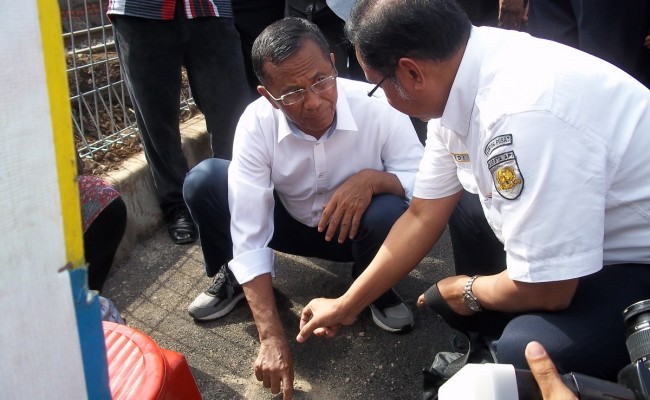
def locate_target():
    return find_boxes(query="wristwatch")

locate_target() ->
[462,275,483,312]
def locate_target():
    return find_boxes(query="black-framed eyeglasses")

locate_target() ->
[367,75,389,97]
[267,72,338,106]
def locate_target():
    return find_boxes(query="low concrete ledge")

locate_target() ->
[104,116,212,267]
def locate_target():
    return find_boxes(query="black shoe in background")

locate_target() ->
[166,206,197,244]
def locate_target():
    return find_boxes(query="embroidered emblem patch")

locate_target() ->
[484,134,513,156]
[487,150,524,200]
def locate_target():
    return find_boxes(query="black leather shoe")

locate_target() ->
[166,206,197,244]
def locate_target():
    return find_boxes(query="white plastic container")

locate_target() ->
[438,363,520,400]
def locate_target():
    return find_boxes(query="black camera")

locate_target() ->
[437,299,650,399]
[615,299,650,399]
[515,299,650,400]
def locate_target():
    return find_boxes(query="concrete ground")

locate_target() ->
[100,116,458,399]
[102,226,457,400]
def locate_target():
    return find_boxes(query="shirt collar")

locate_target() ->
[333,82,359,132]
[440,26,483,137]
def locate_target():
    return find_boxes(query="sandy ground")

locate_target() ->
[103,226,457,399]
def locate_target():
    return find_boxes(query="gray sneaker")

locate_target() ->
[188,265,245,321]
[369,289,414,333]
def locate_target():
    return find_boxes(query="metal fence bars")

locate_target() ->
[61,0,196,163]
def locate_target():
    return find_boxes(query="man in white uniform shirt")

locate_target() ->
[183,17,423,399]
[297,0,650,386]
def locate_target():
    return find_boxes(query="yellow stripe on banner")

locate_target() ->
[37,0,85,268]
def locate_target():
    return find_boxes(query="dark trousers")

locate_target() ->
[183,158,408,284]
[456,0,499,27]
[232,0,285,96]
[448,191,650,381]
[528,0,650,86]
[112,4,250,216]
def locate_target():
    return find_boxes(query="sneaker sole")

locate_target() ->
[370,305,414,333]
[190,292,245,321]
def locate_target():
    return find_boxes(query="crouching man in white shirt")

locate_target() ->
[183,17,424,400]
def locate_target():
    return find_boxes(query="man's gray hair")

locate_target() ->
[252,17,331,85]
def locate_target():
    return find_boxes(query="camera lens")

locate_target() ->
[623,299,650,363]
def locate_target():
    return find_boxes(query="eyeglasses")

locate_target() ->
[267,73,338,106]
[367,75,389,97]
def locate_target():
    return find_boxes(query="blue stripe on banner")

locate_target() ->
[70,268,111,400]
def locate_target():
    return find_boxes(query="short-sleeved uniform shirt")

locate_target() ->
[229,78,424,284]
[415,27,650,283]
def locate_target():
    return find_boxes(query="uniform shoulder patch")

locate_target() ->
[484,134,513,156]
[487,150,524,200]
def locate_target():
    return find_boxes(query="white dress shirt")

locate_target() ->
[229,78,424,284]
[415,27,650,283]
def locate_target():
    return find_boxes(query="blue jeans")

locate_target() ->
[183,158,409,290]
[112,4,250,215]
[448,191,650,381]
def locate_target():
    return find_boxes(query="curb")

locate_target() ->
[103,116,212,268]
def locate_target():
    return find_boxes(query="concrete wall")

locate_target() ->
[104,116,211,267]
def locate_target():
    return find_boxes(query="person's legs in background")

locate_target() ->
[112,12,196,244]
[185,14,251,160]
[232,0,285,97]
[314,7,365,81]
[572,0,649,85]
[527,0,578,48]
[456,0,499,27]
[528,0,650,86]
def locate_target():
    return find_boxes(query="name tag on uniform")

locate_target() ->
[451,153,470,163]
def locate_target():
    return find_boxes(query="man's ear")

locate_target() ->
[257,85,281,110]
[330,52,336,67]
[396,58,425,90]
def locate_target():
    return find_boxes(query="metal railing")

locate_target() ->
[61,0,196,160]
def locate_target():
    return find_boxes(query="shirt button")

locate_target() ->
[318,173,323,177]
[312,211,318,216]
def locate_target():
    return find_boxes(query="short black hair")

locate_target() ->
[345,0,471,76]
[252,17,331,85]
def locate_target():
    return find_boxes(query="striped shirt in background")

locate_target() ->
[107,0,234,19]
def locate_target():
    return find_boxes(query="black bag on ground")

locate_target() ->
[422,330,497,400]
[421,283,498,400]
